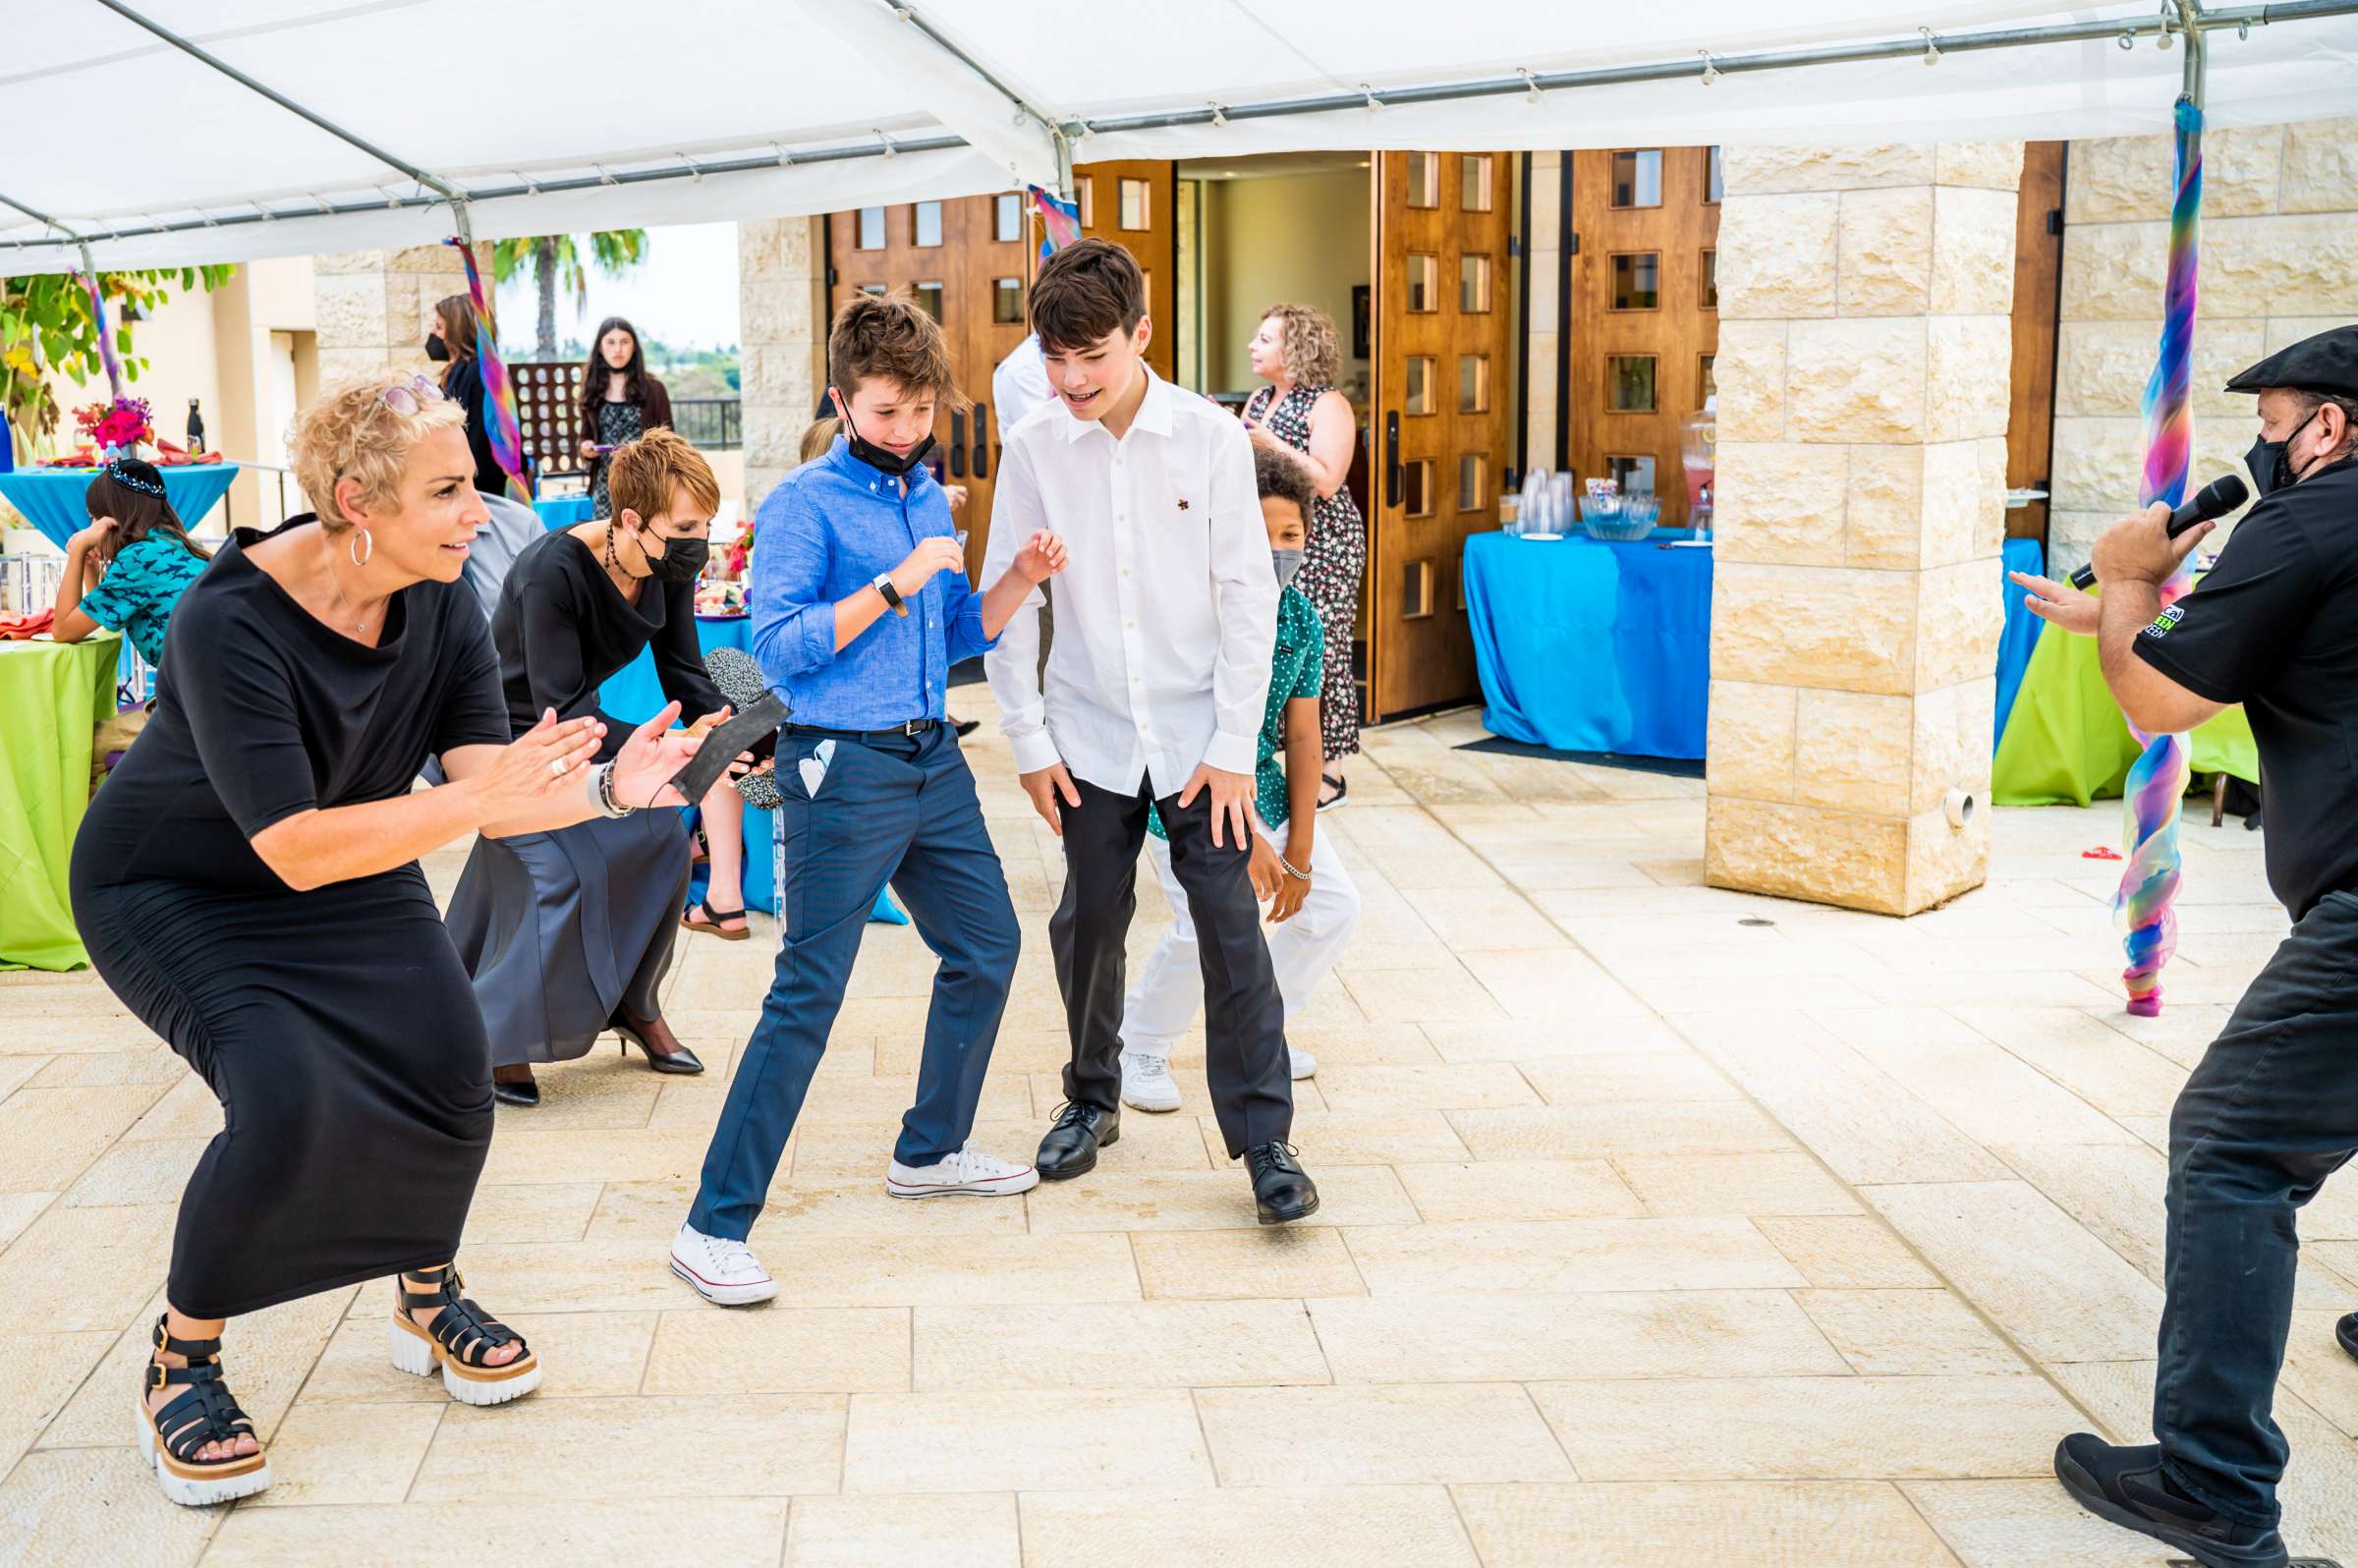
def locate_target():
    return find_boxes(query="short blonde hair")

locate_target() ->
[798,416,841,466]
[608,426,720,522]
[287,371,467,531]
[1261,303,1342,388]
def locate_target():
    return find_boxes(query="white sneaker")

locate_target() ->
[1289,1045,1317,1081]
[886,1143,1039,1199]
[1120,1050,1183,1113]
[668,1220,777,1306]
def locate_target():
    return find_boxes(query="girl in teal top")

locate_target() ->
[52,458,210,668]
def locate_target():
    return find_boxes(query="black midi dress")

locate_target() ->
[444,529,724,1068]
[69,518,515,1320]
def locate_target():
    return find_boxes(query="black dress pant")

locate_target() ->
[1051,775,1292,1156]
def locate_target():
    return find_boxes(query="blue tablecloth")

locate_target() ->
[1995,536,2046,744]
[534,495,596,530]
[1464,529,1712,759]
[0,463,241,548]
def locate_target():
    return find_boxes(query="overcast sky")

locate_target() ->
[492,220,742,354]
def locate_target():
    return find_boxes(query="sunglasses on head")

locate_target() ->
[380,373,447,416]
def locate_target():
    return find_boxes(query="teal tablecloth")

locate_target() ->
[0,464,240,548]
[533,495,596,530]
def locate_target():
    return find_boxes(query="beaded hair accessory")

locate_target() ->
[106,461,165,496]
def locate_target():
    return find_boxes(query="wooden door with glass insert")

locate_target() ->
[1564,146,1722,524]
[1368,149,1514,721]
[827,193,1033,574]
[1070,159,1176,382]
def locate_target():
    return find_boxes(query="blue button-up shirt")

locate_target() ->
[750,437,995,728]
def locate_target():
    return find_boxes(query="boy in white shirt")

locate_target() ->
[983,240,1317,1224]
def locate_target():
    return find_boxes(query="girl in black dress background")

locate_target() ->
[448,427,734,1106]
[71,370,699,1507]
[575,315,673,520]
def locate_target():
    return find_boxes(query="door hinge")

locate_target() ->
[2046,208,2062,236]
[1508,235,1522,258]
[1567,231,1579,255]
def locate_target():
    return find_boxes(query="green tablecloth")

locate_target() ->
[0,634,121,970]
[1992,615,2258,807]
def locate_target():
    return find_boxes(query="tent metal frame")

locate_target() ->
[2,0,2350,259]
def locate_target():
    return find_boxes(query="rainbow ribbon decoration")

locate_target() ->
[73,272,126,400]
[1028,184,1082,257]
[444,237,533,498]
[2116,96,2204,1018]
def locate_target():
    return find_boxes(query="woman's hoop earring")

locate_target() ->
[349,527,374,568]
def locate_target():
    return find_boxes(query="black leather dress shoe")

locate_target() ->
[1037,1100,1119,1181]
[2053,1433,2288,1568]
[491,1074,540,1107]
[1246,1142,1319,1224]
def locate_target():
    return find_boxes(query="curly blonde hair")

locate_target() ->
[1261,302,1342,389]
[286,370,467,531]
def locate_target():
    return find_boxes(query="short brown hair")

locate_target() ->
[828,293,969,410]
[607,426,720,522]
[1030,238,1145,354]
[1254,444,1318,523]
[1260,303,1342,388]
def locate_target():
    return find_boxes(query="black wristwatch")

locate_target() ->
[871,572,909,617]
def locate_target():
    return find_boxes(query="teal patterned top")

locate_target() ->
[79,534,207,666]
[1149,585,1324,841]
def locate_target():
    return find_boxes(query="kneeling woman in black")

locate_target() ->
[70,370,699,1507]
[447,427,734,1105]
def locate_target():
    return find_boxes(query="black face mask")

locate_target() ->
[833,389,935,477]
[424,333,451,363]
[643,533,710,584]
[2247,406,2323,498]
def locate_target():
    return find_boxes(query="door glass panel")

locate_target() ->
[1702,250,1718,309]
[1458,453,1488,512]
[1406,152,1439,208]
[858,283,887,297]
[1119,179,1151,230]
[1404,356,1435,415]
[995,193,1023,243]
[1701,353,1717,401]
[1076,174,1095,227]
[1406,254,1438,312]
[1610,149,1662,208]
[857,206,885,249]
[1459,252,1492,313]
[1607,356,1656,413]
[1707,145,1724,202]
[993,277,1025,324]
[914,201,943,248]
[914,282,944,322]
[1459,155,1493,212]
[1611,252,1660,310]
[1401,557,1435,617]
[1608,454,1657,494]
[1458,355,1490,415]
[1402,460,1432,518]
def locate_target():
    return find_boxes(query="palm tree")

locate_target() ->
[491,231,649,361]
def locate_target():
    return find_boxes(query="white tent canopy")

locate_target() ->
[5,0,2356,274]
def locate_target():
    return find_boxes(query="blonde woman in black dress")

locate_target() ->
[1243,303,1365,808]
[70,371,700,1506]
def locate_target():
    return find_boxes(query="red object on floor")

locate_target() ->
[2082,846,2123,861]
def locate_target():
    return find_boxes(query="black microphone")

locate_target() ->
[2067,474,2249,590]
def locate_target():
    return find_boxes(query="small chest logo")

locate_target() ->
[2143,604,2185,640]
[1176,498,1190,511]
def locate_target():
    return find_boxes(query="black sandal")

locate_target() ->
[1316,772,1348,812]
[138,1314,270,1506]
[388,1264,541,1406]
[682,897,751,942]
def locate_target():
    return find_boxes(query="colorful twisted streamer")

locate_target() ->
[443,238,532,498]
[1028,184,1082,258]
[2116,96,2204,1018]
[73,272,125,400]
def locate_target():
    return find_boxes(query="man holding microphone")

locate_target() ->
[2015,324,2358,1567]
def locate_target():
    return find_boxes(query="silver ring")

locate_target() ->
[549,757,571,778]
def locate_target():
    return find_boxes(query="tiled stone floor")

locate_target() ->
[3,706,2344,1566]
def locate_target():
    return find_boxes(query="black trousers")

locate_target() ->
[1051,775,1292,1156]
[2154,888,2358,1526]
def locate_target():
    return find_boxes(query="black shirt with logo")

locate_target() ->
[2133,457,2358,919]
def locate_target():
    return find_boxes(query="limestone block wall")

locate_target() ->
[738,217,827,515]
[312,245,479,389]
[2049,118,2358,572]
[1704,142,2019,918]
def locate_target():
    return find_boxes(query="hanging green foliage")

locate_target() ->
[1,265,235,460]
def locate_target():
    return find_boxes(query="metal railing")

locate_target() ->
[670,397,742,451]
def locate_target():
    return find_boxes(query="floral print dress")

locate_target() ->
[1245,382,1365,762]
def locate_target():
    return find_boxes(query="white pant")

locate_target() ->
[1119,810,1360,1058]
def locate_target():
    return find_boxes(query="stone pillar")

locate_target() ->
[1704,143,2021,917]
[738,218,827,514]
[311,245,479,386]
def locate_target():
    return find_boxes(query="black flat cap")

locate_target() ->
[2224,323,2358,399]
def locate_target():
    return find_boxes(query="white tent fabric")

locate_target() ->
[4,0,2355,273]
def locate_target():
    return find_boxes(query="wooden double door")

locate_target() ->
[826,162,1175,576]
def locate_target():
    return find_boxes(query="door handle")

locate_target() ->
[1384,411,1402,509]
[948,412,968,477]
[972,401,989,478]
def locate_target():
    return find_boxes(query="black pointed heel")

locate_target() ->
[615,1018,704,1076]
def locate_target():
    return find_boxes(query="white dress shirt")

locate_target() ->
[990,334,1053,439]
[983,368,1278,798]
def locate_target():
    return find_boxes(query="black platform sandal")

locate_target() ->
[1316,771,1348,812]
[388,1264,541,1406]
[137,1314,270,1506]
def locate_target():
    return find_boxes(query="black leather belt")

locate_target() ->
[786,718,937,742]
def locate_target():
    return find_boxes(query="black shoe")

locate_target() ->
[953,716,981,739]
[1037,1100,1118,1181]
[614,1019,704,1076]
[1245,1141,1319,1225]
[491,1072,539,1107]
[2053,1433,2288,1568]
[2336,1312,2358,1363]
